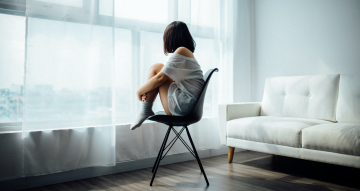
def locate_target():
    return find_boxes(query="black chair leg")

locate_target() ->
[185,126,209,186]
[150,126,171,186]
[152,126,171,173]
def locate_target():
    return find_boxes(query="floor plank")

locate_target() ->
[23,151,360,191]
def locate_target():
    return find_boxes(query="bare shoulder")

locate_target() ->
[174,47,195,58]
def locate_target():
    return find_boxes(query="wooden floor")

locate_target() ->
[24,151,360,191]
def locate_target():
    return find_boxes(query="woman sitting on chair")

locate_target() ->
[131,21,204,130]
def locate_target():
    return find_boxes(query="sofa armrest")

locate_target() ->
[218,102,262,146]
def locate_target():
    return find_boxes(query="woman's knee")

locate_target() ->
[150,63,164,73]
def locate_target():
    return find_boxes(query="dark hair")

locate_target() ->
[163,21,196,55]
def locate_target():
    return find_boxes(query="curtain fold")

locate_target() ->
[15,0,235,177]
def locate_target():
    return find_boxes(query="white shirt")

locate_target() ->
[161,53,204,116]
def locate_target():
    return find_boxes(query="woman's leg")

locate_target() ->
[142,63,164,102]
[158,78,173,115]
[142,63,173,115]
[130,63,172,130]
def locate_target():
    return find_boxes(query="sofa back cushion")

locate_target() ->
[260,74,339,122]
[336,74,360,122]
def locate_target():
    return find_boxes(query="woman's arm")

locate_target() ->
[136,71,169,101]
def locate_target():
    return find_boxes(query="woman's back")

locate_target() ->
[161,50,204,116]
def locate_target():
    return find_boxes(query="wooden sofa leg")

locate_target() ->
[228,147,235,163]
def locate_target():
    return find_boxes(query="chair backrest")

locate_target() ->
[184,68,218,123]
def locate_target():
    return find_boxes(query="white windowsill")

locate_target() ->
[0,117,213,134]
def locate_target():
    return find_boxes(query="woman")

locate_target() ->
[130,21,204,130]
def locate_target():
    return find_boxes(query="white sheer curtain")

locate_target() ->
[12,0,234,177]
[22,0,116,176]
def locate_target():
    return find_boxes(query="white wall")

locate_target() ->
[252,0,360,101]
[233,0,254,103]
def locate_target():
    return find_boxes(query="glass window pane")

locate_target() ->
[194,37,214,73]
[191,0,214,27]
[193,37,215,117]
[114,0,168,24]
[178,0,191,24]
[114,28,133,124]
[24,18,114,129]
[99,0,113,16]
[0,14,25,123]
[140,31,168,113]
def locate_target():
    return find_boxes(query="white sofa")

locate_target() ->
[219,74,360,168]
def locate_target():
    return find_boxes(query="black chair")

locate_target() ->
[147,68,219,186]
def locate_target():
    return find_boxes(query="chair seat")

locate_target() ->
[147,113,198,126]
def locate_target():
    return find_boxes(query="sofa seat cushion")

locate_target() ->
[302,122,360,156]
[227,116,331,148]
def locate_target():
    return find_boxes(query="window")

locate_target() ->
[0,0,216,127]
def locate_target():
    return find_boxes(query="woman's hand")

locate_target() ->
[141,93,147,102]
[136,90,147,102]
